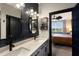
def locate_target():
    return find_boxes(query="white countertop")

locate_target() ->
[0,31,49,56]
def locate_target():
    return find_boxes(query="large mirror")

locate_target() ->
[31,19,37,34]
[29,17,38,37]
[27,8,39,38]
[0,11,1,39]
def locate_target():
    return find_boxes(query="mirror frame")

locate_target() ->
[29,17,39,37]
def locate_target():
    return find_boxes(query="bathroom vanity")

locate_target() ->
[31,39,49,56]
[0,34,49,56]
[0,3,49,56]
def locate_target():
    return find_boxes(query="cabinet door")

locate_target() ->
[45,44,49,56]
[31,40,49,56]
[41,43,49,56]
[44,40,49,56]
[41,46,46,56]
[34,50,41,56]
[31,48,42,56]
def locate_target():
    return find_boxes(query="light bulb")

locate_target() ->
[25,11,29,14]
[16,4,20,8]
[30,9,34,12]
[37,14,39,16]
[34,12,37,15]
[31,13,34,16]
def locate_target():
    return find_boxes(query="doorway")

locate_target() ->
[49,8,73,56]
[6,15,22,51]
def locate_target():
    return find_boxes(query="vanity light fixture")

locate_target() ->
[25,9,39,18]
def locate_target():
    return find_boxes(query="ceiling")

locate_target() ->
[6,3,21,10]
[6,3,77,18]
[39,3,76,18]
[7,3,17,7]
[7,3,76,9]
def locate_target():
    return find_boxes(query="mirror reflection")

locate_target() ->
[31,19,37,33]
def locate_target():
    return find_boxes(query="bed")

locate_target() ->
[52,34,72,46]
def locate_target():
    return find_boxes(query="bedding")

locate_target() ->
[52,34,72,46]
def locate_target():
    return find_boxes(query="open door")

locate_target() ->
[72,4,79,56]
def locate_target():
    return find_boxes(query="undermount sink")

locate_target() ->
[4,47,30,56]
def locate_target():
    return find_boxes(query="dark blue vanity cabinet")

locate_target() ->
[31,40,49,56]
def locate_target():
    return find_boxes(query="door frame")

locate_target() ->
[6,15,21,39]
[49,7,74,56]
[6,15,21,51]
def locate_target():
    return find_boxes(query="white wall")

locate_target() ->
[0,3,77,39]
[0,4,21,39]
[39,3,76,18]
[38,3,76,37]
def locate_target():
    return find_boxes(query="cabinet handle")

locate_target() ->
[35,51,40,56]
[45,47,47,52]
